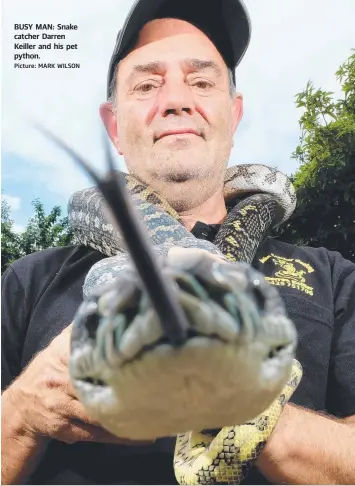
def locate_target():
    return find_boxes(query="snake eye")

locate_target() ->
[84,311,100,340]
[72,301,100,345]
[81,377,107,387]
[78,300,100,340]
[267,345,286,359]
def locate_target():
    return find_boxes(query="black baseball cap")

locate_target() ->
[106,0,251,99]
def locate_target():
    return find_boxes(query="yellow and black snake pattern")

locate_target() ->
[66,162,302,484]
[174,359,302,484]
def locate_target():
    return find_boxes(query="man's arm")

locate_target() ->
[1,265,152,485]
[1,386,50,485]
[256,404,355,484]
[1,323,155,485]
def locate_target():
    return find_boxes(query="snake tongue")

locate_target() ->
[35,124,190,347]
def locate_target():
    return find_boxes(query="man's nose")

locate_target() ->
[158,76,195,117]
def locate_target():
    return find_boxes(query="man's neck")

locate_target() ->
[178,191,227,231]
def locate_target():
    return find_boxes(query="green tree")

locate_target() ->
[20,199,73,255]
[1,197,74,274]
[274,51,355,262]
[1,197,22,273]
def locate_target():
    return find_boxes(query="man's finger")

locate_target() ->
[64,374,81,399]
[67,420,155,445]
[66,398,105,427]
[92,427,156,445]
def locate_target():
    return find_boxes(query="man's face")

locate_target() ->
[101,18,243,210]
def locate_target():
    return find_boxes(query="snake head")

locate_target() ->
[34,125,299,442]
[70,247,298,441]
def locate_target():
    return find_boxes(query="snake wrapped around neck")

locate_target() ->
[66,161,303,485]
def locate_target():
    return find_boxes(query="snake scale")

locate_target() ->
[40,126,303,485]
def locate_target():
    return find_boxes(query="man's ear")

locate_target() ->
[232,91,244,134]
[99,102,123,155]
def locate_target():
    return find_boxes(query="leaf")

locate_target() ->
[274,50,355,263]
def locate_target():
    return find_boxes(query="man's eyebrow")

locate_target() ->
[126,61,166,84]
[131,60,167,74]
[184,58,222,76]
[126,58,222,83]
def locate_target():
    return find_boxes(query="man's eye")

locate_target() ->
[135,82,159,93]
[192,79,213,90]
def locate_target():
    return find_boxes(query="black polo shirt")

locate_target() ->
[2,227,355,485]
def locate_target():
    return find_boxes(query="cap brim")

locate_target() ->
[107,0,251,99]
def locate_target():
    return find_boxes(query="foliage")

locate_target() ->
[1,198,22,273]
[20,199,73,255]
[1,197,73,274]
[274,50,355,263]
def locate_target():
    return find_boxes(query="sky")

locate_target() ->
[2,0,355,232]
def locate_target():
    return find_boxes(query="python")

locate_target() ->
[37,125,303,485]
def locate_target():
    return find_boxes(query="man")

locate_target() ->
[2,0,355,484]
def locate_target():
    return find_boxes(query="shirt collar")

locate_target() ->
[190,221,221,242]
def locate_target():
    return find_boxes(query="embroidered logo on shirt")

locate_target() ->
[259,253,315,296]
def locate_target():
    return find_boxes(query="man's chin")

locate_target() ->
[155,166,211,184]
[162,173,195,183]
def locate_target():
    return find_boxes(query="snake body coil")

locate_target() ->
[37,127,302,486]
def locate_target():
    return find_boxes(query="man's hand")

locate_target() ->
[6,322,151,444]
[1,323,152,485]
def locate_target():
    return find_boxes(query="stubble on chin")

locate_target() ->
[122,130,227,211]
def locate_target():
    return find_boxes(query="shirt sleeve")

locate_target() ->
[1,266,27,392]
[326,251,355,418]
